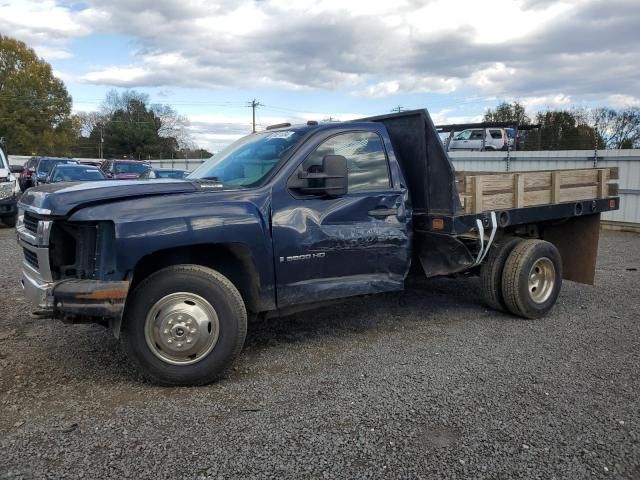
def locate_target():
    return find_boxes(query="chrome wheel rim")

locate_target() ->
[144,292,219,365]
[528,257,556,304]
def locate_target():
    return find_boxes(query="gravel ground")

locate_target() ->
[0,225,639,480]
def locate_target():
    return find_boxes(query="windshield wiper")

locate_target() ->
[199,176,221,181]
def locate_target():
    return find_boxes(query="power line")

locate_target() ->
[391,105,404,113]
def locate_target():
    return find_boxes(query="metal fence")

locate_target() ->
[9,150,640,229]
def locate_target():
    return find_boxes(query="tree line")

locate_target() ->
[483,102,640,150]
[0,34,211,159]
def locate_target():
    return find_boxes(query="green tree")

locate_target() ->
[84,89,191,159]
[526,110,602,150]
[0,35,74,155]
[483,101,530,125]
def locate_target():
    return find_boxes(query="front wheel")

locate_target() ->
[1,213,17,228]
[121,265,247,386]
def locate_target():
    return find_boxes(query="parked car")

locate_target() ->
[0,146,21,227]
[139,168,190,179]
[19,157,39,191]
[79,160,102,167]
[16,109,620,385]
[47,164,107,183]
[448,128,510,151]
[30,157,79,187]
[100,159,150,179]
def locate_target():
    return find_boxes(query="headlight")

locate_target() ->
[16,208,24,230]
[0,182,13,200]
[36,220,53,247]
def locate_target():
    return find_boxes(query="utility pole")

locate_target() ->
[248,99,262,133]
[391,105,404,113]
[99,125,104,159]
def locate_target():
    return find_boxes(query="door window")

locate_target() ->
[455,130,472,140]
[470,130,484,140]
[301,131,391,193]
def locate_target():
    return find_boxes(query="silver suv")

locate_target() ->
[448,128,509,151]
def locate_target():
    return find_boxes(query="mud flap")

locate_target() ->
[417,232,475,278]
[541,213,601,285]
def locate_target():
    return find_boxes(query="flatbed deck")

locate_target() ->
[456,167,619,213]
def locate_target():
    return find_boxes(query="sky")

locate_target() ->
[2,0,640,152]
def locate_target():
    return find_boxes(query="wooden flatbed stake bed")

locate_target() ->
[456,168,619,213]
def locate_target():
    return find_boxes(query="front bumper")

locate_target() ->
[20,265,129,319]
[17,211,130,322]
[21,262,55,311]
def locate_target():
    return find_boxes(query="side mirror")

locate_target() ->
[290,154,348,197]
[10,165,24,174]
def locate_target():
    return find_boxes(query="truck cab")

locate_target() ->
[16,110,619,385]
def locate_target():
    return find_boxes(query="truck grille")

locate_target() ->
[23,248,39,269]
[23,213,38,235]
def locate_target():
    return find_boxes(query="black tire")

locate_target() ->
[1,213,16,228]
[121,265,247,386]
[502,239,562,319]
[480,236,523,312]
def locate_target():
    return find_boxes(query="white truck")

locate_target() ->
[0,142,21,227]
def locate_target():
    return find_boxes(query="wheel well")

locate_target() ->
[130,243,262,312]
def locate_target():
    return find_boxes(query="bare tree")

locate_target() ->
[74,111,108,137]
[591,107,640,149]
[151,103,193,149]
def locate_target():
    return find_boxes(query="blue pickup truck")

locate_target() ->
[16,110,619,385]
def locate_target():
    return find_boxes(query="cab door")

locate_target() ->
[271,129,411,308]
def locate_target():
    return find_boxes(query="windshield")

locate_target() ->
[114,162,149,174]
[52,167,105,182]
[38,159,77,174]
[189,130,305,186]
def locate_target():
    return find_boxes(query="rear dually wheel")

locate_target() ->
[501,239,562,319]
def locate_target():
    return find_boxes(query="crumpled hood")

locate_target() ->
[18,179,221,216]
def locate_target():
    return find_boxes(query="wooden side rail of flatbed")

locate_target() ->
[456,168,619,214]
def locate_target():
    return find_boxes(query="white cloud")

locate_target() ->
[72,0,640,102]
[0,0,104,64]
[520,94,573,109]
[3,0,639,119]
[83,66,151,85]
[33,46,74,60]
[607,94,640,109]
